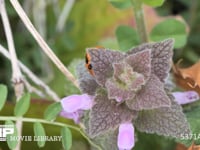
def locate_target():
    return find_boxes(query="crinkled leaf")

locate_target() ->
[14,93,31,116]
[106,62,145,101]
[116,25,140,51]
[127,39,174,82]
[33,122,46,148]
[89,90,137,137]
[142,0,164,7]
[87,48,124,86]
[150,19,187,48]
[135,96,191,138]
[5,120,18,149]
[126,75,171,110]
[61,126,72,150]
[125,49,151,80]
[109,0,132,10]
[44,102,62,121]
[150,39,174,81]
[0,84,8,111]
[77,62,99,95]
[92,130,118,150]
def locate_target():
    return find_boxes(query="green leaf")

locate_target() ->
[116,25,140,51]
[14,93,31,116]
[142,0,164,7]
[44,102,62,121]
[0,84,8,111]
[33,122,46,148]
[61,126,72,150]
[109,0,132,9]
[5,120,18,149]
[150,19,187,48]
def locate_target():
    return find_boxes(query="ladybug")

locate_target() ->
[85,46,105,76]
[85,52,94,76]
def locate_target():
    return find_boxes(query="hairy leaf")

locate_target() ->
[125,49,151,81]
[89,90,137,137]
[126,75,171,110]
[92,130,118,150]
[127,39,174,82]
[106,62,145,101]
[77,62,99,95]
[87,48,124,86]
[135,95,191,138]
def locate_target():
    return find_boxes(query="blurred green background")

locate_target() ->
[0,0,200,149]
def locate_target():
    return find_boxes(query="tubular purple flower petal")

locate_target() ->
[60,110,84,124]
[60,94,94,124]
[117,123,135,150]
[172,91,199,105]
[79,94,94,110]
[61,94,93,113]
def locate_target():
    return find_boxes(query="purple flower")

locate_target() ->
[172,91,199,105]
[60,94,94,123]
[117,123,135,150]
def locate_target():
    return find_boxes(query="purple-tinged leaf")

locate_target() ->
[105,62,145,101]
[127,39,174,82]
[77,62,99,95]
[135,94,191,138]
[87,48,124,86]
[125,49,151,81]
[126,75,171,110]
[89,90,137,137]
[92,130,118,150]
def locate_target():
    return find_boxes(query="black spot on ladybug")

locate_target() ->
[88,64,92,70]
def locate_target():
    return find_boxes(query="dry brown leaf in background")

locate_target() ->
[176,142,200,150]
[173,61,200,94]
[187,142,200,150]
[176,143,187,150]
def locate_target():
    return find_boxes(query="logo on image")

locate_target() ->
[0,125,14,141]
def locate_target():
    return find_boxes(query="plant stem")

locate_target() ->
[56,0,75,32]
[0,1,24,149]
[0,116,102,150]
[0,44,60,102]
[9,0,79,89]
[131,0,148,43]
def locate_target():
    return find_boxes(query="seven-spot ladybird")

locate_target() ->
[85,46,104,76]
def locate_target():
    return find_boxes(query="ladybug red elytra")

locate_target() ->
[85,46,105,76]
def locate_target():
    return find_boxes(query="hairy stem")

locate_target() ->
[131,0,148,43]
[0,1,24,149]
[0,44,60,101]
[0,116,102,150]
[9,0,79,89]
